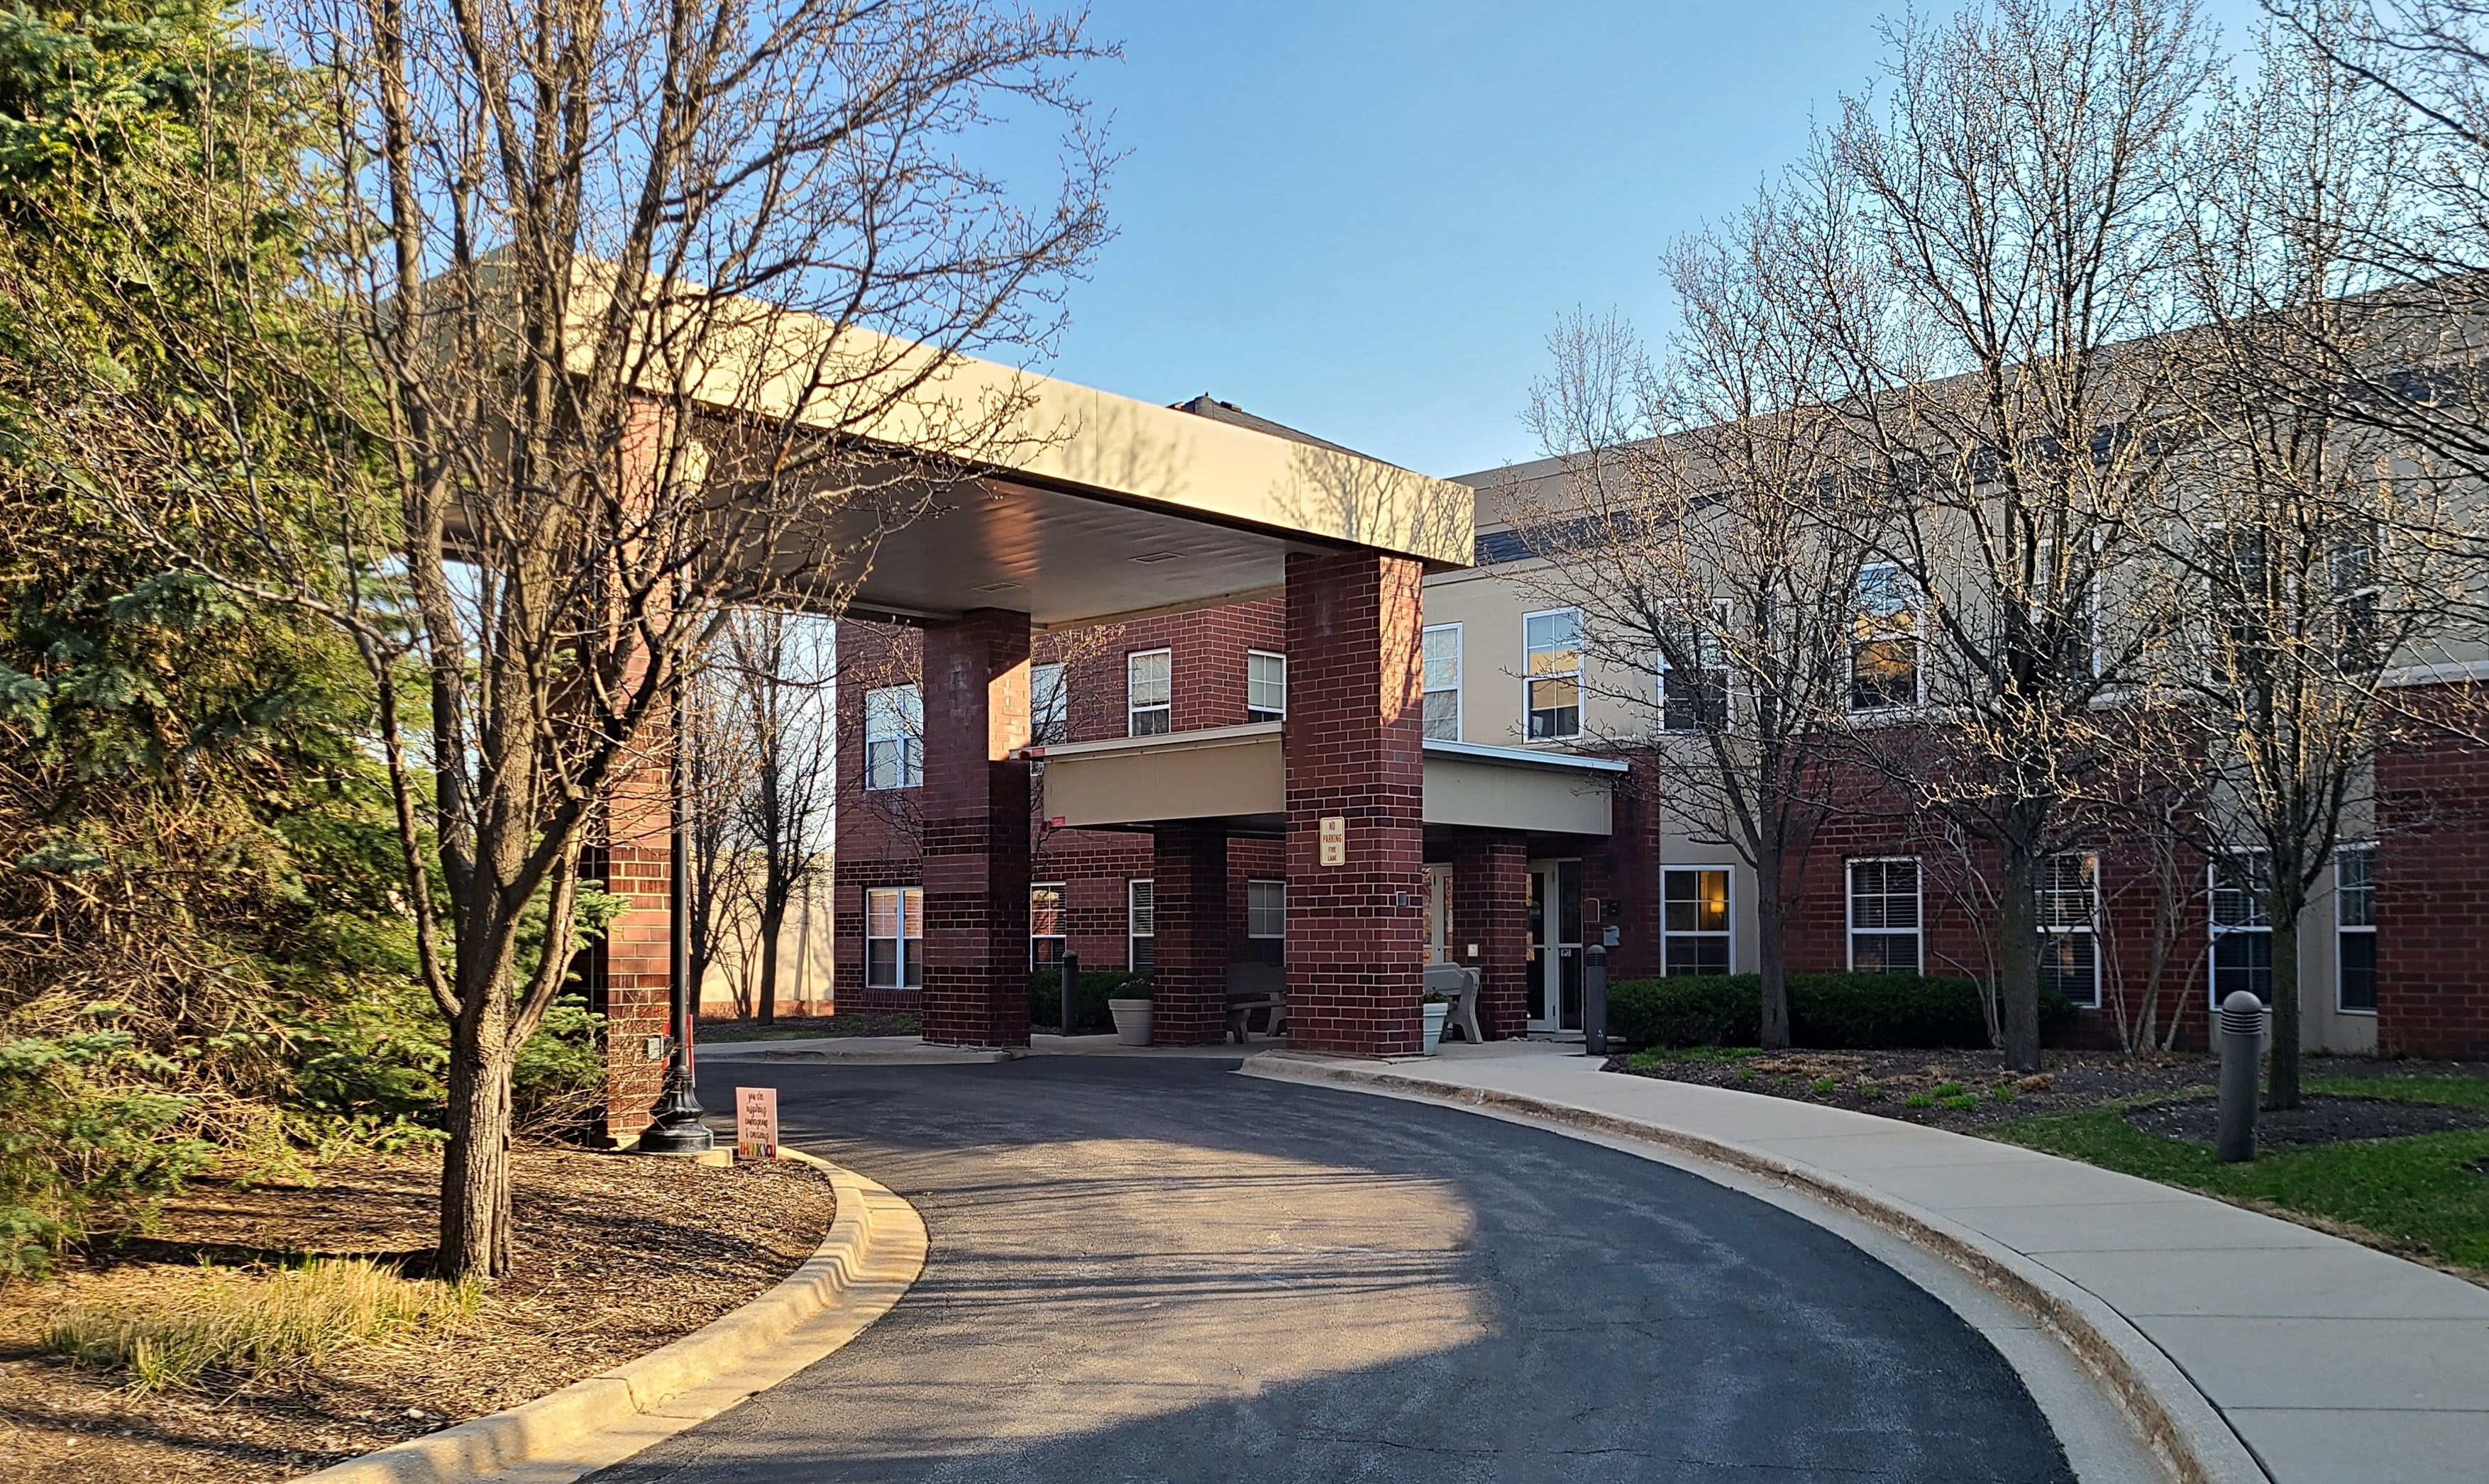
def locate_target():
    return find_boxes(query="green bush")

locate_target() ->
[287,985,607,1142]
[1028,968,1153,1032]
[1607,972,2075,1051]
[1,1019,215,1278]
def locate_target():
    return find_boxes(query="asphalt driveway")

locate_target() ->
[593,1056,2073,1483]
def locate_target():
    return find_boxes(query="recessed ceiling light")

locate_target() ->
[1129,550,1182,565]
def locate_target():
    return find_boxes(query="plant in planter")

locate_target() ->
[1108,985,1154,1047]
[1420,993,1452,1056]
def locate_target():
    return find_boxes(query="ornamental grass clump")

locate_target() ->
[46,1257,478,1392]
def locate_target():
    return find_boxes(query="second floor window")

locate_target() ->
[1659,600,1731,733]
[1850,563,1919,712]
[1422,624,1461,741]
[1247,650,1286,722]
[1127,648,1171,736]
[1030,663,1069,745]
[1525,608,1582,740]
[863,685,921,790]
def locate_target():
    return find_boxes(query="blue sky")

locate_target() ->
[1028,1,2270,479]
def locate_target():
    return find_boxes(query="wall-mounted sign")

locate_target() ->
[1318,815,1346,866]
[735,1086,779,1161]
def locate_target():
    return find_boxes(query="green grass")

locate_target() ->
[1626,1046,1766,1068]
[1992,1073,2489,1273]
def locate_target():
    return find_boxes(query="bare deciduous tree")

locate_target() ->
[78,0,1111,1278]
[727,608,837,1026]
[1519,196,1874,1051]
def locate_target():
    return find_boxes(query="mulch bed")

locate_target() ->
[0,1143,837,1483]
[2126,1093,2489,1150]
[1605,1048,2489,1136]
[697,1011,920,1043]
[1606,1046,2224,1130]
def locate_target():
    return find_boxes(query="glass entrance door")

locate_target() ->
[1526,859,1583,1034]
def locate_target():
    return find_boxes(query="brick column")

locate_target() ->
[1283,550,1426,1056]
[2377,708,2489,1058]
[1453,832,1530,1040]
[1152,821,1230,1044]
[920,609,1033,1048]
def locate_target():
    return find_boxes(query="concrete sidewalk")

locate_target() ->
[1244,1042,2489,1484]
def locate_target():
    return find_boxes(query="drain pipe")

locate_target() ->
[2217,990,2266,1164]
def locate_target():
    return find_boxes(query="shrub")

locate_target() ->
[47,1257,477,1392]
[1607,973,2076,1051]
[1028,968,1153,1032]
[288,985,607,1142]
[0,1021,215,1278]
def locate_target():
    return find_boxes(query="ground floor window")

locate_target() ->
[1662,868,1731,976]
[2210,850,2273,1004]
[1030,882,1065,971]
[2037,852,2101,1007]
[1848,858,1921,974]
[1247,878,1286,966]
[1128,879,1154,973]
[2336,843,2376,1014]
[866,886,922,990]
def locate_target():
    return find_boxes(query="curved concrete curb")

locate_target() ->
[297,1151,927,1484]
[1243,1051,2268,1484]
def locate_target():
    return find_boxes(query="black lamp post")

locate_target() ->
[641,666,714,1156]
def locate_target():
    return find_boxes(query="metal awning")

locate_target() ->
[1032,729,1624,838]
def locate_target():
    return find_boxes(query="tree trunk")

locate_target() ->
[2266,909,2303,1111]
[1757,852,1792,1051]
[438,1015,517,1280]
[756,891,785,1025]
[1997,846,2042,1072]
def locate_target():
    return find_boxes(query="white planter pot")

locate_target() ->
[1109,998,1153,1047]
[1420,1002,1450,1056]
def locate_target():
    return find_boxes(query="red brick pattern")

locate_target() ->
[1151,821,1231,1044]
[918,609,1033,1048]
[1282,550,1427,1056]
[1452,833,1530,1038]
[2378,709,2489,1057]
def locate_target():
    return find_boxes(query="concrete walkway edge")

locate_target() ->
[296,1151,928,1484]
[1242,1051,2268,1484]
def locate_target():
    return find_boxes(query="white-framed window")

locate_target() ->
[2037,851,2101,1007]
[1659,599,1731,733]
[1847,857,1922,974]
[865,885,923,989]
[1127,878,1154,973]
[1246,877,1286,966]
[2336,843,2377,1014]
[863,685,922,790]
[2209,849,2273,1005]
[1421,623,1462,741]
[1849,562,1920,712]
[2036,537,2103,677]
[1247,650,1286,722]
[1524,607,1582,740]
[1662,867,1732,976]
[1127,649,1171,736]
[1030,882,1066,971]
[1030,663,1069,746]
[2330,516,2383,671]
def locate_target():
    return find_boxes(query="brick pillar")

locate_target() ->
[1453,833,1530,1040]
[920,609,1033,1048]
[1283,550,1426,1056]
[2377,707,2489,1057]
[1152,821,1230,1045]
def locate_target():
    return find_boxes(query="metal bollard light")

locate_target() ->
[2216,990,2265,1163]
[1059,951,1080,1039]
[1582,944,1609,1058]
